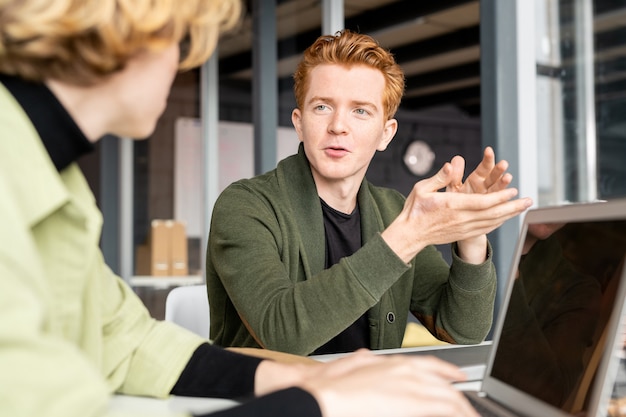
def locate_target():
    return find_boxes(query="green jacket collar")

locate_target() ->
[275,142,385,274]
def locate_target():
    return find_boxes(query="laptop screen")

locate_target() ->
[488,214,626,415]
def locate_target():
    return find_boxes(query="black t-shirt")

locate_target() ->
[313,198,370,355]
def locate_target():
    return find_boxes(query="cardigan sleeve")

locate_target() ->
[408,242,497,344]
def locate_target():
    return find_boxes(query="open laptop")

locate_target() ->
[463,198,626,417]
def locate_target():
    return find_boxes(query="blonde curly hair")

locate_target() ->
[292,29,405,121]
[0,0,242,85]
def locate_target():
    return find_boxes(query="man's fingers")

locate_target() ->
[447,156,465,191]
[417,162,455,192]
[470,147,496,179]
[406,356,468,382]
[421,187,520,211]
[452,198,533,236]
[487,171,512,193]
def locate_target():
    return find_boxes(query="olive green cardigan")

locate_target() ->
[206,143,496,356]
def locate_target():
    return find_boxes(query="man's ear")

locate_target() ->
[291,108,303,142]
[377,118,398,151]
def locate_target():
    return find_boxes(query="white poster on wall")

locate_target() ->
[174,118,299,237]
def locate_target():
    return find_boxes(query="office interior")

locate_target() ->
[78,0,626,325]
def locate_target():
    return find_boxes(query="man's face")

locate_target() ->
[291,64,397,191]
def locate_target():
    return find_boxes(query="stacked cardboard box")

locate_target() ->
[135,220,188,276]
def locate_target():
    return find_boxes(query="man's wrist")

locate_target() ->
[456,235,488,264]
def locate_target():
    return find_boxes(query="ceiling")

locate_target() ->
[217,0,483,117]
[213,0,626,120]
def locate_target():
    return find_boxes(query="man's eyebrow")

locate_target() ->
[353,100,378,110]
[307,95,332,104]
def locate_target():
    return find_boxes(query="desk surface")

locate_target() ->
[109,395,239,416]
[110,343,493,415]
[111,384,483,417]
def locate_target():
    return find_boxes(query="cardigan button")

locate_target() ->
[386,312,395,323]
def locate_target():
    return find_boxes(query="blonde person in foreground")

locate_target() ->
[0,0,481,417]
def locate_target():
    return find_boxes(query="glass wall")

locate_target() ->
[535,0,626,206]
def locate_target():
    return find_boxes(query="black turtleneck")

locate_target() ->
[0,74,94,172]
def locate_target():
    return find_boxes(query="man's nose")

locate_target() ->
[328,110,348,134]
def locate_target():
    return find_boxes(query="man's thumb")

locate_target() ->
[420,162,453,192]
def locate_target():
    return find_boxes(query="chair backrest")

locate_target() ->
[164,284,210,338]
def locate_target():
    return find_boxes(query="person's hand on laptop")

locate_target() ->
[294,349,479,417]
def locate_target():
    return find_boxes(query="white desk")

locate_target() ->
[110,382,482,417]
[110,344,492,415]
[109,395,239,416]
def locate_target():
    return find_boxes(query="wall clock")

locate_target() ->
[403,140,435,176]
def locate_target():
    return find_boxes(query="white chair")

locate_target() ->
[164,284,210,338]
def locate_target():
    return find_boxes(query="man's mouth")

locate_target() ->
[325,146,349,157]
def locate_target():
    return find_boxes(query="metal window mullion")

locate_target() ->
[119,138,133,281]
[322,0,344,35]
[574,0,598,202]
[200,54,219,281]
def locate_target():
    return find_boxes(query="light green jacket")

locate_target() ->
[0,83,204,417]
[207,143,497,356]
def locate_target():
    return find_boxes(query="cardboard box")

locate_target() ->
[135,220,188,276]
[169,220,188,276]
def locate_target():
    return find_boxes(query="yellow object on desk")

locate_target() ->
[227,347,318,365]
[401,322,449,348]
